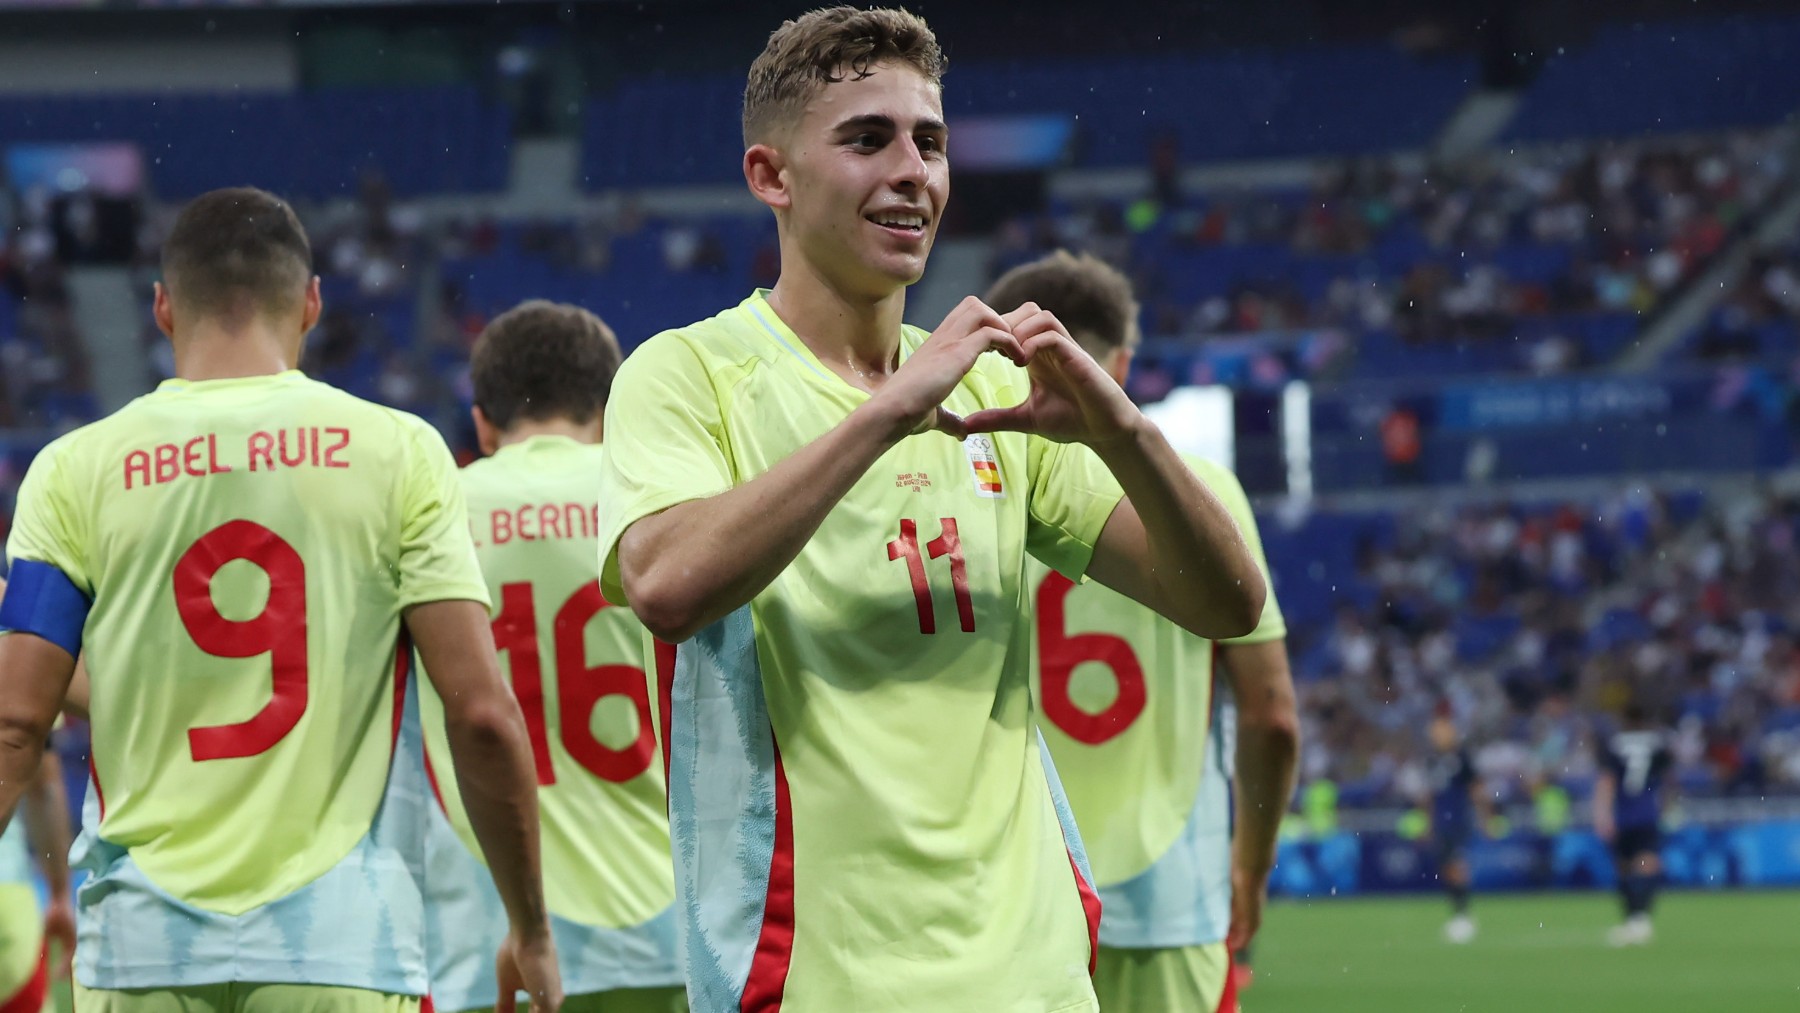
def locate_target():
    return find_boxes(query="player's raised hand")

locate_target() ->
[496,929,563,1013]
[877,295,1027,439]
[959,303,1141,447]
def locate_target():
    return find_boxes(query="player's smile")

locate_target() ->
[864,205,931,243]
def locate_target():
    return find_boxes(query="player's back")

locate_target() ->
[1026,455,1283,948]
[73,372,452,912]
[1606,730,1671,829]
[17,370,482,922]
[420,435,679,1008]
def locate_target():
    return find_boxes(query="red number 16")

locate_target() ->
[491,580,656,786]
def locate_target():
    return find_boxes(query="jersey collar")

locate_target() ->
[739,290,920,395]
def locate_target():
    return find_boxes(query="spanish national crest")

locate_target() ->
[964,435,1004,498]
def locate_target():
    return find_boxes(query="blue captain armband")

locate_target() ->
[0,559,91,658]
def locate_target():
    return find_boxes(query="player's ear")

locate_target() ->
[151,281,176,340]
[471,405,500,457]
[301,276,323,334]
[1107,346,1134,388]
[744,143,791,212]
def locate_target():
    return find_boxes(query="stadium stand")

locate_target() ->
[580,43,1476,188]
[1503,16,1800,143]
[0,87,510,198]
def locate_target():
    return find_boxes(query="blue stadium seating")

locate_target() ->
[580,44,1475,189]
[1504,16,1800,142]
[0,87,511,198]
[442,217,776,350]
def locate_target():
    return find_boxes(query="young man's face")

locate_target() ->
[778,61,948,299]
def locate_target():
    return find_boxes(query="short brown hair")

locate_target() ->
[162,187,312,321]
[471,300,623,431]
[985,250,1140,358]
[743,6,946,146]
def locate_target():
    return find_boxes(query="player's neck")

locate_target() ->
[495,417,601,450]
[766,261,908,387]
[174,320,297,382]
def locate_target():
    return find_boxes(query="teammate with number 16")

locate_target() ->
[420,301,685,1013]
[0,188,560,1013]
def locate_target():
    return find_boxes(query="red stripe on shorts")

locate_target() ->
[739,741,795,1012]
[1216,951,1240,1013]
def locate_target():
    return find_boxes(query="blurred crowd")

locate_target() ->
[1293,483,1800,812]
[990,128,1795,378]
[0,186,103,432]
[1694,235,1800,363]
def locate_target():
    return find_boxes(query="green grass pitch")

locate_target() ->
[43,890,1799,1011]
[1248,890,1799,1012]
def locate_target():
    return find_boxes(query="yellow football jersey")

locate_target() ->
[597,291,1127,1013]
[3,371,488,916]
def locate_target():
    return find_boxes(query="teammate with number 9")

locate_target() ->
[595,9,1266,1011]
[419,301,684,1013]
[0,188,559,1013]
[987,251,1299,1013]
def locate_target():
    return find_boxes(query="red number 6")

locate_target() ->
[175,520,308,761]
[1035,572,1145,745]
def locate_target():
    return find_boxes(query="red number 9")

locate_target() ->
[175,520,308,761]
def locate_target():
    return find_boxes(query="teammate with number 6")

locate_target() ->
[0,188,560,1013]
[988,251,1299,1013]
[594,9,1265,1011]
[420,300,685,1013]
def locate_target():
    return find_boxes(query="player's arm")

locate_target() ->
[396,421,559,1011]
[620,297,1026,641]
[1592,769,1617,842]
[61,656,90,720]
[1217,638,1299,950]
[0,633,75,834]
[22,749,74,979]
[962,306,1265,639]
[1470,774,1494,835]
[407,602,554,959]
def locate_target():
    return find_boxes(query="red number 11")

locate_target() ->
[887,517,975,634]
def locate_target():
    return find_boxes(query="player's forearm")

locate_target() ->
[1232,719,1299,881]
[1593,777,1615,830]
[0,636,75,834]
[445,701,551,939]
[621,398,909,641]
[1091,418,1265,638]
[408,600,552,940]
[1221,641,1299,881]
[24,754,71,902]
